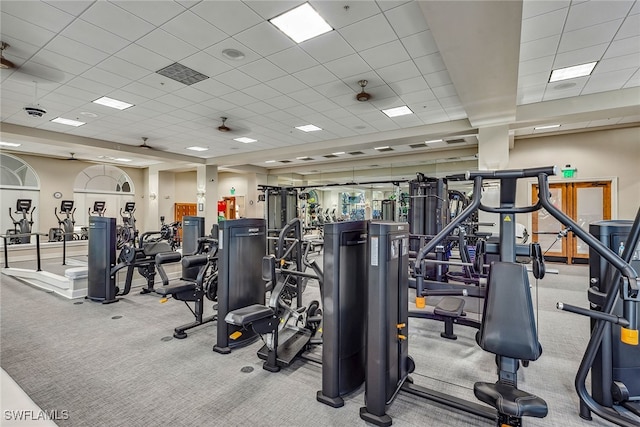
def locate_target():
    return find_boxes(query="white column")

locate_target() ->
[146,165,160,230]
[197,164,218,225]
[477,124,510,170]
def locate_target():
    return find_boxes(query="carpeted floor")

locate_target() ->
[1,261,636,426]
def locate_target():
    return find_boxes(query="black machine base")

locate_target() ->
[316,391,344,408]
[173,314,216,339]
[213,334,260,355]
[257,329,311,367]
[359,407,392,427]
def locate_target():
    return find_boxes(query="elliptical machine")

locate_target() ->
[117,202,137,249]
[81,201,106,240]
[49,200,77,242]
[7,199,35,244]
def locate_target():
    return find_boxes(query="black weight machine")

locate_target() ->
[49,200,78,242]
[7,199,35,244]
[154,235,219,339]
[225,218,324,372]
[159,215,181,250]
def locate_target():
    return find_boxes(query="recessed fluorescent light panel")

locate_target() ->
[332,152,345,155]
[382,106,413,118]
[51,117,85,127]
[425,139,443,144]
[534,124,561,130]
[295,124,322,132]
[0,141,21,147]
[375,146,389,150]
[265,160,276,163]
[114,158,132,162]
[187,146,208,152]
[234,137,257,143]
[92,96,134,110]
[549,62,597,83]
[270,3,333,43]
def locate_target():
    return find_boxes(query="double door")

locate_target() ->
[532,181,611,264]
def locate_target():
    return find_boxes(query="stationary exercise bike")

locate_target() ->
[49,200,78,242]
[7,199,35,244]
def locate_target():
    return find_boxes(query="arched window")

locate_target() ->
[0,153,40,189]
[74,165,134,194]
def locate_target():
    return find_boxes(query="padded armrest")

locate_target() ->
[225,304,273,326]
[434,297,465,317]
[155,282,196,296]
[155,251,182,265]
[182,254,208,269]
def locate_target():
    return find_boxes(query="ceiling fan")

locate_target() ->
[0,41,65,83]
[356,80,372,102]
[66,153,80,161]
[138,137,155,149]
[217,117,251,136]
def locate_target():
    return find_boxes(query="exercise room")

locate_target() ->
[1,1,639,426]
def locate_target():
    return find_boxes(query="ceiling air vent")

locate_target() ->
[446,138,466,144]
[298,157,313,161]
[323,154,338,158]
[349,151,365,155]
[279,160,292,163]
[156,63,209,85]
[376,147,394,152]
[410,143,426,149]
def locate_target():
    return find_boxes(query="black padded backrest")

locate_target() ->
[477,262,541,361]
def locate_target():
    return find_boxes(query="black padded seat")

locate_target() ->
[433,296,465,317]
[225,304,273,327]
[155,282,196,296]
[142,241,172,256]
[474,382,548,419]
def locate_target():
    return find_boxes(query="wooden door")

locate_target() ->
[174,203,197,240]
[532,181,611,264]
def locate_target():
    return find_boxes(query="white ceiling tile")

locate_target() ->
[340,70,385,89]
[416,109,449,125]
[413,53,446,75]
[389,76,429,95]
[121,81,167,99]
[44,1,93,16]
[180,51,232,77]
[444,105,467,121]
[2,1,75,32]
[432,84,457,98]
[161,10,228,50]
[288,88,325,104]
[285,104,317,118]
[81,2,155,42]
[604,35,640,59]
[517,84,546,105]
[400,89,436,105]
[330,92,361,108]
[377,60,420,83]
[300,31,355,63]
[1,13,57,47]
[362,84,396,100]
[97,56,150,80]
[564,0,634,32]
[267,46,318,73]
[542,76,588,100]
[582,68,637,94]
[199,97,238,112]
[192,1,263,36]
[558,20,623,53]
[344,102,380,115]
[522,0,570,20]
[137,28,200,61]
[239,58,287,82]
[521,8,568,43]
[400,30,438,59]
[311,1,381,29]
[66,76,116,96]
[519,56,555,77]
[370,96,405,110]
[115,44,172,72]
[173,86,213,103]
[54,84,99,102]
[31,50,92,76]
[224,106,256,120]
[47,36,111,66]
[323,55,370,80]
[243,83,282,100]
[234,21,295,56]
[81,67,131,88]
[243,1,301,19]
[360,40,410,70]
[595,53,640,75]
[520,35,561,61]
[215,69,260,90]
[110,0,186,26]
[384,1,429,38]
[245,101,279,115]
[518,71,549,89]
[137,73,186,92]
[338,14,397,51]
[616,13,640,40]
[307,98,340,112]
[266,75,308,93]
[220,91,258,107]
[191,78,236,97]
[553,43,608,69]
[61,19,130,54]
[314,80,355,97]
[205,38,262,66]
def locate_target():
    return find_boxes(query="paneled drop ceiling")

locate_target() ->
[1,0,638,173]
